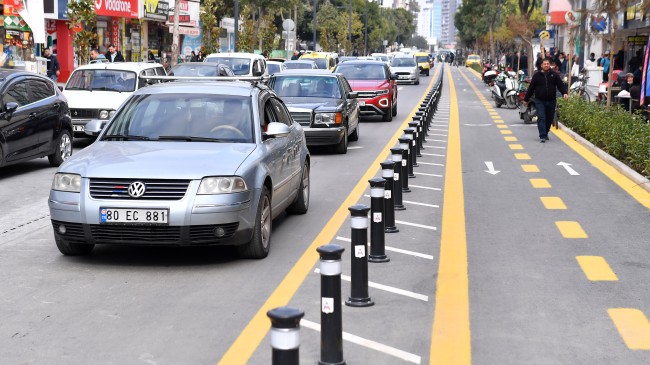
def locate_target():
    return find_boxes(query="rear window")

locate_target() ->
[334,64,387,80]
[416,56,429,63]
[205,57,251,75]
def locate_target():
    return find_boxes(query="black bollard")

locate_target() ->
[268,306,305,365]
[317,244,346,365]
[398,137,411,192]
[390,147,406,210]
[380,160,399,233]
[409,120,422,157]
[403,128,417,174]
[368,178,389,263]
[346,204,374,307]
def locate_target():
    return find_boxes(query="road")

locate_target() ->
[1,64,650,364]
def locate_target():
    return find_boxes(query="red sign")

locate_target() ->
[169,15,190,23]
[46,20,57,34]
[111,19,120,48]
[4,0,25,16]
[94,0,139,18]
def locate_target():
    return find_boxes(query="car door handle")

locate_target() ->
[29,113,37,118]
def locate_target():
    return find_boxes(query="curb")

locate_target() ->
[557,122,650,193]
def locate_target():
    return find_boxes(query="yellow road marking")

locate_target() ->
[522,164,539,172]
[530,178,551,188]
[540,196,566,209]
[496,125,508,129]
[494,120,505,124]
[216,65,443,365]
[509,144,524,150]
[608,308,650,349]
[501,130,513,135]
[429,66,471,364]
[576,256,618,281]
[491,115,501,119]
[514,153,530,159]
[505,136,518,142]
[555,221,588,238]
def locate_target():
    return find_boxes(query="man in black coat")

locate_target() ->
[105,44,125,62]
[44,47,60,82]
[523,57,569,143]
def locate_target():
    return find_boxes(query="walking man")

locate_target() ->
[44,47,60,82]
[105,44,125,62]
[523,57,569,143]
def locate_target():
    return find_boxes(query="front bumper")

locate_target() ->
[303,126,345,146]
[396,75,417,83]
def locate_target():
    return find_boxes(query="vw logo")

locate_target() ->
[128,181,146,198]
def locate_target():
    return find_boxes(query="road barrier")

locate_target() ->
[397,138,411,192]
[380,160,399,233]
[267,306,304,365]
[345,204,374,308]
[403,128,418,176]
[368,178,389,263]
[409,120,422,157]
[390,147,406,211]
[317,244,346,365]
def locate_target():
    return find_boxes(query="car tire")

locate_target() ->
[426,70,430,76]
[333,131,348,154]
[392,102,397,117]
[48,130,73,167]
[382,106,393,122]
[55,235,94,256]
[349,122,359,141]
[287,163,310,215]
[415,79,420,85]
[238,186,271,259]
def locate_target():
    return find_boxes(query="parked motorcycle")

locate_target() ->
[491,70,519,108]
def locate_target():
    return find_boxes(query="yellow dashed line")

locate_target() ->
[504,136,518,142]
[540,196,566,209]
[555,221,588,238]
[509,144,524,150]
[521,164,539,172]
[514,153,530,159]
[496,125,508,129]
[608,309,650,349]
[500,130,513,135]
[491,115,501,119]
[530,178,551,188]
[576,256,618,281]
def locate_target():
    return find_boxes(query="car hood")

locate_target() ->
[62,90,132,110]
[60,141,256,179]
[283,97,343,111]
[348,80,390,90]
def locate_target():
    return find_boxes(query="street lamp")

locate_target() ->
[313,0,317,51]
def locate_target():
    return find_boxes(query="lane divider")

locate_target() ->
[576,256,618,281]
[313,268,429,301]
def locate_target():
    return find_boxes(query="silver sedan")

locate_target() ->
[48,81,310,259]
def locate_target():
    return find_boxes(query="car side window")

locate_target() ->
[28,79,55,103]
[155,67,166,76]
[270,99,292,126]
[262,99,278,133]
[4,80,30,107]
[342,77,352,94]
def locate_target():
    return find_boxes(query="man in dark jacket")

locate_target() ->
[523,57,569,143]
[44,47,60,82]
[105,44,125,62]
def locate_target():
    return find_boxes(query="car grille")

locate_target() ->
[189,223,239,241]
[70,108,99,119]
[90,225,182,243]
[357,91,381,98]
[89,178,191,200]
[395,72,411,76]
[290,111,312,127]
[52,221,86,241]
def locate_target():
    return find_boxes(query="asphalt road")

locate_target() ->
[2,64,650,365]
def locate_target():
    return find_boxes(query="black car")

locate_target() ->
[0,69,72,168]
[268,70,359,154]
[169,62,235,77]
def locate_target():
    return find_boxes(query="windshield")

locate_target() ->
[376,56,389,62]
[307,58,327,69]
[334,64,387,80]
[170,64,219,76]
[268,63,281,74]
[65,69,137,92]
[285,62,315,70]
[271,75,341,98]
[416,56,429,63]
[102,94,253,143]
[391,58,416,67]
[205,57,251,75]
[469,55,480,61]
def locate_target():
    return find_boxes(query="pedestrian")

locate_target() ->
[585,52,597,68]
[291,50,299,60]
[190,51,198,62]
[105,44,125,62]
[90,48,106,62]
[535,52,543,71]
[523,57,569,143]
[148,51,155,61]
[558,52,568,74]
[613,47,624,71]
[570,54,580,83]
[197,50,204,62]
[519,52,528,75]
[628,49,643,73]
[43,47,60,82]
[600,51,610,82]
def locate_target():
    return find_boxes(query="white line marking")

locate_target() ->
[557,161,580,175]
[347,146,364,150]
[414,171,443,177]
[422,145,446,149]
[418,161,444,166]
[425,139,447,143]
[301,319,422,364]
[395,220,437,231]
[336,236,435,260]
[403,200,440,208]
[429,128,448,132]
[428,134,448,137]
[409,184,442,191]
[314,268,429,301]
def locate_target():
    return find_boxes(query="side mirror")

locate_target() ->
[84,119,106,136]
[347,91,358,99]
[58,85,64,92]
[264,122,290,139]
[390,73,398,80]
[252,69,264,77]
[2,102,19,120]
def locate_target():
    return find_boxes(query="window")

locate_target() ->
[28,79,55,103]
[270,99,292,126]
[4,81,30,107]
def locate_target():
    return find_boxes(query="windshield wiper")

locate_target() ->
[158,135,224,142]
[102,134,151,141]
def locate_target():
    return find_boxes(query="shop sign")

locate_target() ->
[627,35,648,46]
[46,19,57,34]
[111,18,120,47]
[4,0,24,16]
[168,26,199,36]
[4,15,30,31]
[167,0,198,27]
[94,0,138,18]
[144,0,168,21]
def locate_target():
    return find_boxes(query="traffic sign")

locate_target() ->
[539,30,550,40]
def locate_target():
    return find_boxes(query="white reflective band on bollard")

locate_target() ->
[271,327,301,350]
[382,169,393,178]
[320,259,342,276]
[392,154,402,162]
[351,216,368,229]
[400,143,408,149]
[370,187,384,198]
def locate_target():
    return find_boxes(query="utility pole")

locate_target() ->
[234,0,239,52]
[313,0,317,50]
[349,0,352,54]
[172,0,180,66]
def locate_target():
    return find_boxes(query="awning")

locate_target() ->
[548,0,572,25]
[19,0,45,43]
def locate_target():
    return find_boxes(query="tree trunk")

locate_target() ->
[605,13,618,110]
[489,23,495,63]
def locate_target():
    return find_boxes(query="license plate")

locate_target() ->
[399,76,409,79]
[73,125,84,132]
[359,100,366,106]
[100,208,169,225]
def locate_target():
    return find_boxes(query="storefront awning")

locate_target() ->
[20,0,45,43]
[548,0,572,25]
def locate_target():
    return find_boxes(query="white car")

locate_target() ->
[390,56,420,85]
[267,60,287,75]
[204,52,268,77]
[63,62,166,136]
[371,53,390,66]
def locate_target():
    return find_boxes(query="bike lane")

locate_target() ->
[454,66,650,364]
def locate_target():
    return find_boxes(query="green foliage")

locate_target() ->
[66,0,97,66]
[558,97,650,177]
[468,64,483,74]
[200,0,222,54]
[259,14,278,55]
[237,6,256,52]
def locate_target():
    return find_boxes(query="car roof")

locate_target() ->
[285,60,318,64]
[136,81,258,96]
[266,60,285,65]
[205,52,265,59]
[273,69,339,76]
[72,62,164,71]
[335,60,385,65]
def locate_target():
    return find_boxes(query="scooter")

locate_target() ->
[519,94,537,124]
[503,71,523,109]
[491,70,517,108]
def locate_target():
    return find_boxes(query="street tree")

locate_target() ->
[66,0,96,66]
[200,0,222,54]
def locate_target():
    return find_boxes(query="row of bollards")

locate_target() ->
[266,71,445,365]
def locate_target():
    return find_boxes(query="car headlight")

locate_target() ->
[52,173,82,192]
[99,110,109,119]
[314,112,342,125]
[376,89,389,95]
[198,177,248,195]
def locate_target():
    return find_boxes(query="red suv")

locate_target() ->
[334,60,398,121]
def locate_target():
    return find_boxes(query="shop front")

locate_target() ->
[95,0,140,60]
[2,0,34,67]
[142,0,169,62]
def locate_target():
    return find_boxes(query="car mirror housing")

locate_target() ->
[264,122,290,139]
[347,92,358,99]
[2,102,19,120]
[84,119,106,137]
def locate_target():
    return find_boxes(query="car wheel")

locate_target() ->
[55,235,94,256]
[392,102,397,117]
[333,130,348,154]
[238,186,271,259]
[287,162,310,214]
[382,106,393,122]
[48,130,72,167]
[426,70,430,76]
[415,79,420,85]
[349,122,359,141]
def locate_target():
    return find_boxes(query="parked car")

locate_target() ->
[267,61,287,75]
[333,60,398,122]
[269,70,360,154]
[465,54,481,67]
[204,52,267,77]
[170,62,235,77]
[390,56,420,85]
[63,62,167,136]
[49,80,310,259]
[0,69,73,168]
[284,60,319,70]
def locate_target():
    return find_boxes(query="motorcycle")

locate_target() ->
[491,70,519,108]
[482,62,494,84]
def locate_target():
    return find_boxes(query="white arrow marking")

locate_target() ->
[484,161,500,175]
[557,162,580,175]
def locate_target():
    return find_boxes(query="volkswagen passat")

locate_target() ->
[49,80,310,259]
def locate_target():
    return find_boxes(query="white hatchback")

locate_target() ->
[204,52,268,77]
[63,62,166,135]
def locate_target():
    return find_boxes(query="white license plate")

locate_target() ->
[100,208,169,225]
[359,100,366,106]
[73,125,84,132]
[399,76,409,79]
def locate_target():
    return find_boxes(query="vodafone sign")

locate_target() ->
[95,0,139,18]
